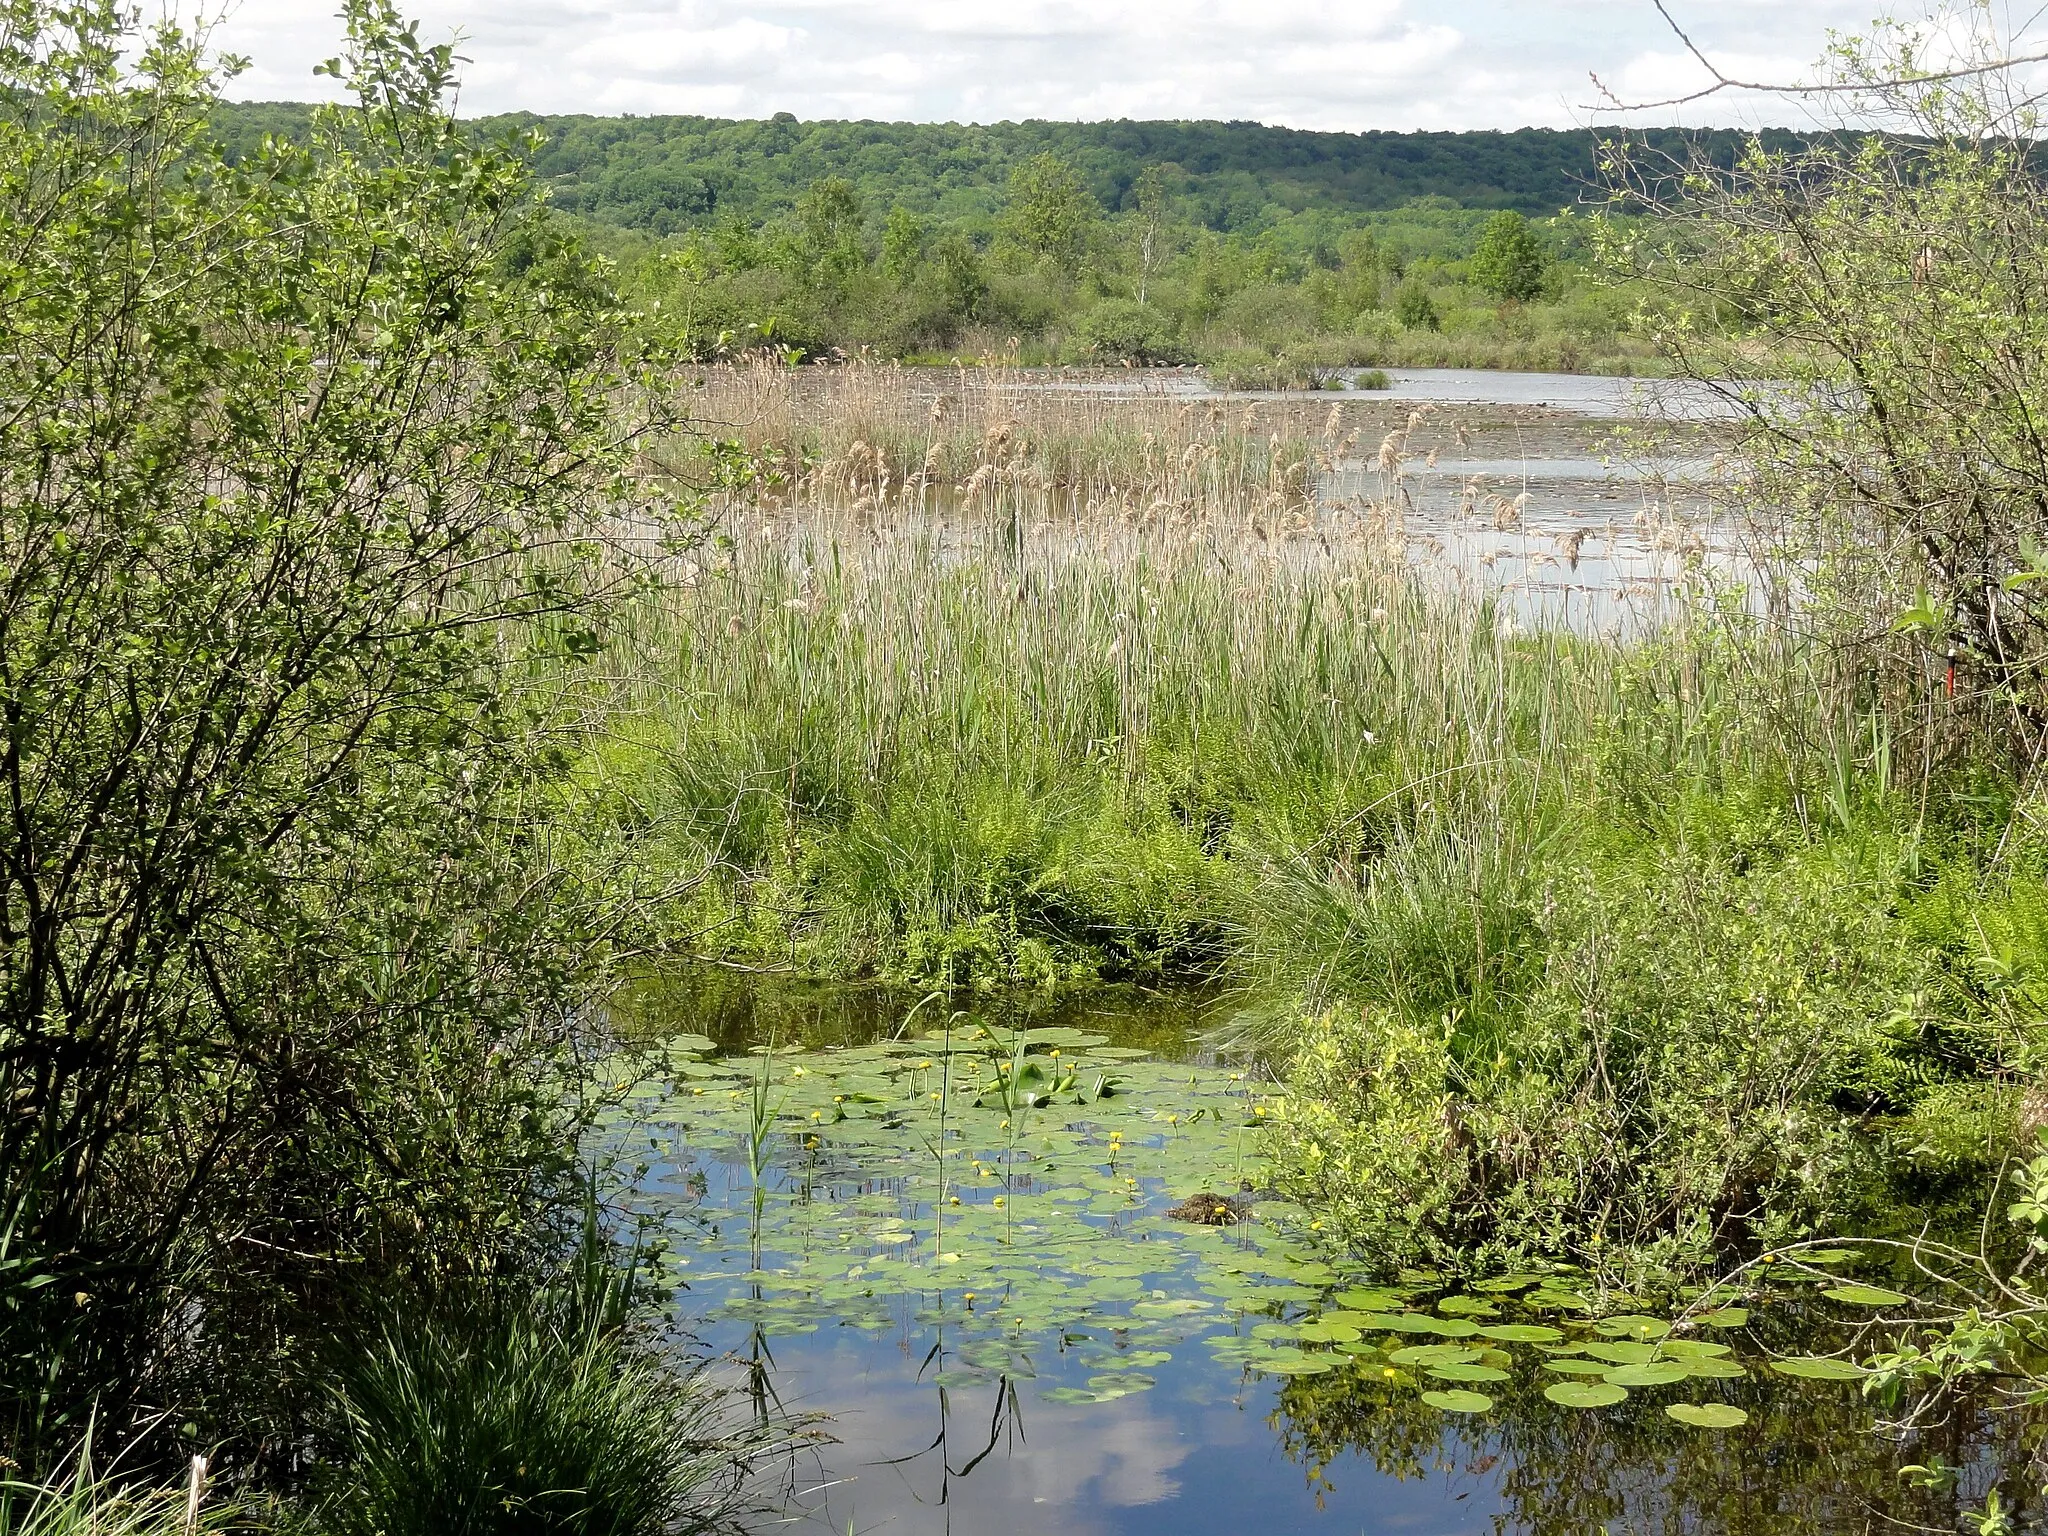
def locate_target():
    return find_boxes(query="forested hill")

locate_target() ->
[210,104,1796,235]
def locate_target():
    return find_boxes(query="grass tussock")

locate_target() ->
[316,1222,762,1536]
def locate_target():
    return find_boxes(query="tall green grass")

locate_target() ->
[1,1433,235,1536]
[317,1221,753,1536]
[585,377,2048,1276]
[595,480,1821,993]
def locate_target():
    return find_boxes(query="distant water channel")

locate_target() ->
[602,976,2026,1536]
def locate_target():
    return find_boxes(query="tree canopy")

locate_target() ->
[207,105,1815,236]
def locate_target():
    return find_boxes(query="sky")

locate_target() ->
[208,0,1941,129]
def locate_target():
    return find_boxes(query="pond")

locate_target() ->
[600,979,2034,1535]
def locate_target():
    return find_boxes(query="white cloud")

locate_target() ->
[210,0,1960,129]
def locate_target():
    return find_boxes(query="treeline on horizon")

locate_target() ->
[212,105,1817,377]
[212,105,1810,231]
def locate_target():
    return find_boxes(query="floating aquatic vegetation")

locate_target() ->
[597,1029,1929,1431]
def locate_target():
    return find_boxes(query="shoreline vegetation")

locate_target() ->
[16,0,2048,1531]
[594,358,2039,1289]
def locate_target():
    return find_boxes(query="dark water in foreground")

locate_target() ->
[603,979,2031,1535]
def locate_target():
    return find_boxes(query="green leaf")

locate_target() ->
[1666,1402,1749,1429]
[1421,1388,1494,1413]
[1039,1387,1102,1404]
[1694,1307,1749,1328]
[1678,1357,1748,1381]
[1435,1295,1499,1316]
[1772,1356,1867,1380]
[1604,1361,1689,1387]
[1543,1358,1612,1376]
[1389,1344,1481,1367]
[1582,1342,1658,1365]
[1593,1314,1670,1339]
[1823,1284,1910,1306]
[1478,1323,1564,1343]
[1428,1362,1510,1383]
[1545,1381,1628,1408]
[1296,1321,1363,1343]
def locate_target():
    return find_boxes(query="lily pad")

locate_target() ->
[1582,1342,1659,1366]
[1678,1357,1749,1381]
[1545,1380,1628,1408]
[1603,1361,1689,1387]
[1296,1321,1363,1344]
[1436,1296,1500,1316]
[1772,1356,1867,1381]
[1039,1386,1104,1405]
[1593,1315,1671,1340]
[1822,1284,1910,1307]
[1695,1307,1749,1328]
[1357,1312,1438,1333]
[1428,1362,1511,1383]
[1421,1389,1494,1413]
[1544,1358,1612,1376]
[1478,1323,1564,1343]
[1667,1402,1749,1429]
[1085,1372,1157,1399]
[1254,1352,1342,1376]
[1333,1289,1406,1311]
[1389,1344,1481,1367]
[1419,1318,1482,1338]
[1797,1247,1860,1266]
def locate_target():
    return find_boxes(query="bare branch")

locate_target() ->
[1584,0,2048,112]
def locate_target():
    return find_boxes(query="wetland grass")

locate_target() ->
[589,367,2043,1281]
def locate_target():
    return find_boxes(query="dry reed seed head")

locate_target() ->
[1323,404,1345,440]
[1426,448,1440,469]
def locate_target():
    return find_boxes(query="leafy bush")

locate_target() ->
[1468,210,1548,302]
[1073,299,1191,364]
[1393,280,1440,330]
[0,0,681,1444]
[1272,832,1955,1281]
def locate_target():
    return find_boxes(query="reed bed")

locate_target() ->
[684,355,1502,530]
[595,418,1830,990]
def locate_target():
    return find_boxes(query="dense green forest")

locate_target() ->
[211,107,1799,230]
[211,105,1814,376]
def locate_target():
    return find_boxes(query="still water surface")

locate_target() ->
[605,980,2026,1536]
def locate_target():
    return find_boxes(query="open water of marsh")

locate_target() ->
[763,363,1761,632]
[600,979,2034,1535]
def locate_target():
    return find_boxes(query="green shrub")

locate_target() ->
[1468,210,1548,302]
[1073,299,1190,364]
[1272,833,1946,1281]
[1393,280,1440,330]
